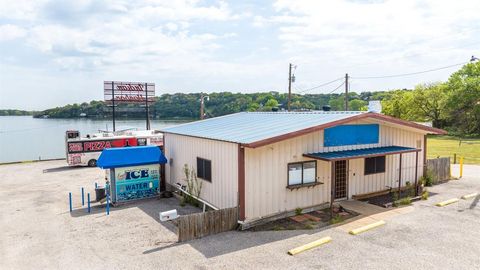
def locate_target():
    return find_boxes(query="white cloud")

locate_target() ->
[271,0,480,63]
[1,0,480,109]
[0,24,27,41]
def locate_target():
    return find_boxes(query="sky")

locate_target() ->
[1,0,479,110]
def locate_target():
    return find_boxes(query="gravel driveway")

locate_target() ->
[1,161,479,269]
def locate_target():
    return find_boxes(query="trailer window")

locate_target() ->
[197,157,212,182]
[288,161,317,186]
[364,156,386,175]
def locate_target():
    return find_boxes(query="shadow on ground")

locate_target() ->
[142,228,322,258]
[43,166,89,173]
[142,207,356,258]
[69,196,201,235]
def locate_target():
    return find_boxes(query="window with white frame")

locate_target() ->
[288,161,317,186]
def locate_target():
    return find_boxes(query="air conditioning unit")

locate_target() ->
[159,209,178,221]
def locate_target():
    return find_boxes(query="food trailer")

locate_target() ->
[97,146,167,204]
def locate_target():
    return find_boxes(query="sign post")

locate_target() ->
[104,81,155,131]
[111,81,116,131]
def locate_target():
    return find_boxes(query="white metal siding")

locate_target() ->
[164,134,238,209]
[244,119,425,221]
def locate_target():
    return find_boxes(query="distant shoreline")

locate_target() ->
[1,115,195,121]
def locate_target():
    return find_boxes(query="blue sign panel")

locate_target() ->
[114,165,159,202]
[324,124,379,147]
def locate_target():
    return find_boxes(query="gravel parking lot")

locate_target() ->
[1,161,479,270]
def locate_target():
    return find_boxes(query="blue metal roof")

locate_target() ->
[161,111,364,144]
[304,146,419,161]
[97,146,167,169]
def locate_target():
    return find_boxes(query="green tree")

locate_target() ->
[408,83,448,128]
[445,61,480,134]
[349,99,368,111]
[381,90,413,119]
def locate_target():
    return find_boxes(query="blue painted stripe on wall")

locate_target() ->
[324,124,379,147]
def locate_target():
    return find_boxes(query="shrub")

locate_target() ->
[286,224,296,230]
[272,225,284,231]
[330,215,343,224]
[182,164,203,208]
[405,181,415,197]
[421,190,429,200]
[398,196,412,206]
[305,223,314,230]
[420,171,434,187]
[295,207,303,215]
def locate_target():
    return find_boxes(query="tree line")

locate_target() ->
[31,61,480,136]
[0,109,36,116]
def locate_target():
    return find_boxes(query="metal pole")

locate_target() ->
[288,63,292,111]
[106,194,110,215]
[81,187,85,206]
[398,153,403,198]
[69,192,72,212]
[414,151,419,196]
[87,193,91,213]
[145,83,150,130]
[345,73,349,111]
[95,182,97,189]
[112,81,116,132]
[330,161,335,218]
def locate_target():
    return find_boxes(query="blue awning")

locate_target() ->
[97,146,167,169]
[304,146,420,161]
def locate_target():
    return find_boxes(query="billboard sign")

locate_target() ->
[104,81,155,104]
[114,164,160,202]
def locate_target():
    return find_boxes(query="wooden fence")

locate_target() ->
[177,207,238,242]
[427,157,451,184]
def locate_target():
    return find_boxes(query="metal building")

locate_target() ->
[161,111,446,227]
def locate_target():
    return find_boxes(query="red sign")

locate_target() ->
[68,138,140,153]
[104,81,155,104]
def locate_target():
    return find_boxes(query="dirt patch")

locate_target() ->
[250,206,358,231]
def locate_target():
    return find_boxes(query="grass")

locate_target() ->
[427,135,480,164]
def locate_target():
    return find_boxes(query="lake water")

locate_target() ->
[0,116,187,163]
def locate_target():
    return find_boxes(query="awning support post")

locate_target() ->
[398,153,403,198]
[414,151,419,196]
[330,161,335,218]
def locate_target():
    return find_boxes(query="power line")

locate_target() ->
[351,61,467,80]
[297,77,344,94]
[326,81,345,94]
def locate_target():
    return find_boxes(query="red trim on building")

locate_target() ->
[238,145,246,221]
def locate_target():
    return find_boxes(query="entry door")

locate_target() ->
[334,160,348,200]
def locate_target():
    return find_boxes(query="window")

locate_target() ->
[197,157,212,182]
[288,161,317,186]
[364,156,386,175]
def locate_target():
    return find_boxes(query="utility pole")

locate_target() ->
[200,93,205,120]
[288,63,292,111]
[344,73,349,111]
[200,94,209,120]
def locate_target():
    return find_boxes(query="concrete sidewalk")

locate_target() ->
[337,200,413,232]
